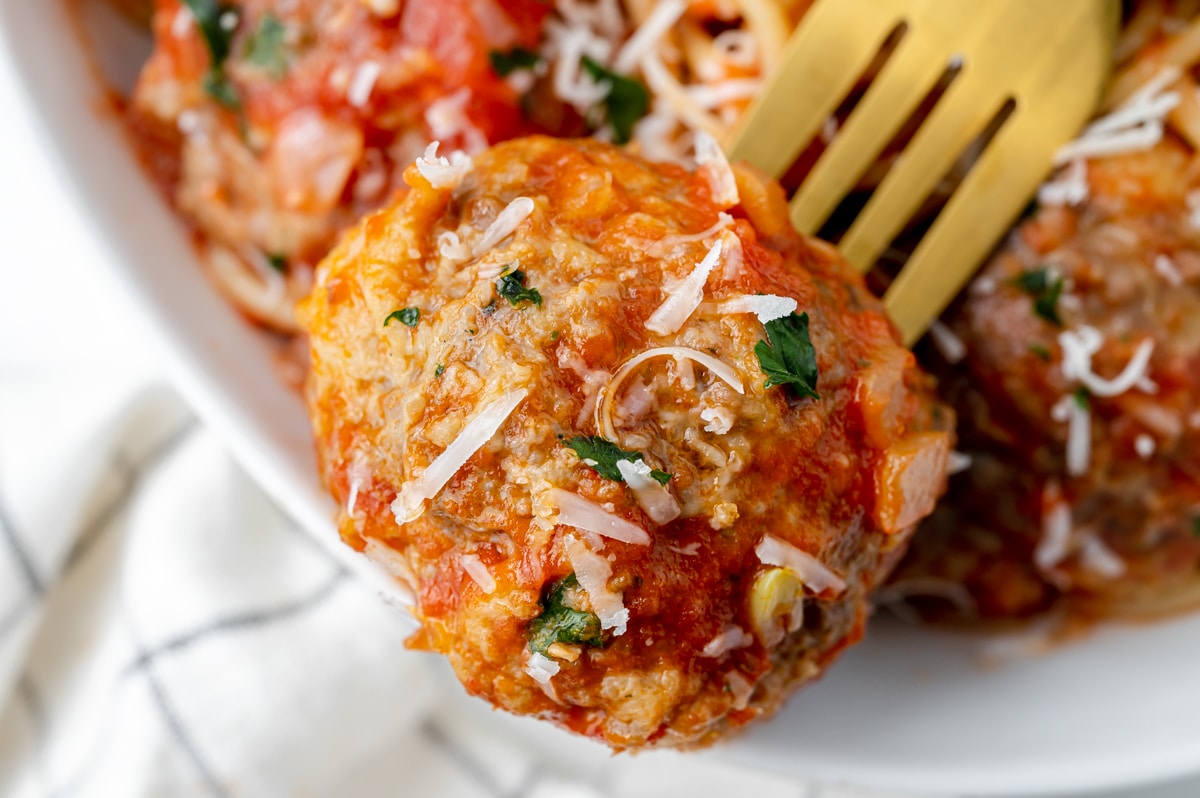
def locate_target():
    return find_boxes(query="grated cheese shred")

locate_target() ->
[460,553,496,594]
[755,535,846,595]
[693,131,739,208]
[615,459,680,524]
[392,389,527,523]
[1054,67,1181,164]
[563,533,630,635]
[415,141,474,190]
[549,488,651,545]
[716,294,797,324]
[472,197,535,257]
[645,240,722,335]
[597,347,744,439]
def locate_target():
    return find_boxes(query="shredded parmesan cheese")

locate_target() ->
[563,534,630,635]
[597,347,744,439]
[615,459,680,525]
[1054,67,1181,165]
[1035,484,1072,572]
[700,405,735,435]
[946,451,973,475]
[612,0,686,74]
[392,389,527,523]
[1079,534,1126,579]
[549,488,651,545]
[716,294,797,324]
[693,131,739,208]
[1038,158,1089,207]
[1134,433,1156,459]
[460,554,496,594]
[525,651,561,683]
[1154,254,1184,287]
[437,230,471,263]
[754,535,846,596]
[700,625,754,658]
[472,197,535,257]
[647,213,732,256]
[928,321,967,364]
[687,79,763,109]
[1059,326,1154,397]
[645,240,722,335]
[415,142,475,190]
[347,61,381,107]
[1051,394,1091,477]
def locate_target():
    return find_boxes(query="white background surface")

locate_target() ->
[2,25,1200,798]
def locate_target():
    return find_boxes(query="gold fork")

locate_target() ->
[727,0,1119,345]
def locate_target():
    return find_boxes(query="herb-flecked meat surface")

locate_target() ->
[299,136,952,749]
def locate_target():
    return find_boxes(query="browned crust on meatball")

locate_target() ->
[299,136,950,748]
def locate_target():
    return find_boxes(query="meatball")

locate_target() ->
[897,135,1200,622]
[299,136,951,749]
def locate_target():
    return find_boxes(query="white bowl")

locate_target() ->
[6,2,1200,794]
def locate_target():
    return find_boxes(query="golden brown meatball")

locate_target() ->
[299,136,951,749]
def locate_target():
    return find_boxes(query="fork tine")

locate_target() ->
[726,0,910,180]
[836,0,1100,274]
[788,2,1002,236]
[835,70,1008,273]
[884,19,1113,345]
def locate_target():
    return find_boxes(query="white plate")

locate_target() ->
[6,3,1200,795]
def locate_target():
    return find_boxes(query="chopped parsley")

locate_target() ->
[528,574,604,655]
[244,12,288,80]
[182,0,242,108]
[495,268,543,308]
[1014,268,1064,326]
[565,436,671,485]
[1029,343,1051,361]
[755,311,820,400]
[489,46,541,77]
[434,363,445,377]
[1192,516,1200,537]
[1073,386,1091,410]
[267,253,288,272]
[550,330,560,341]
[384,307,420,328]
[580,55,649,145]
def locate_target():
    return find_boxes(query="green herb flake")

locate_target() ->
[489,46,541,77]
[1029,343,1051,361]
[528,574,604,655]
[202,71,241,109]
[1192,516,1200,537]
[580,55,649,145]
[244,12,288,80]
[565,436,672,484]
[550,330,560,342]
[182,0,242,107]
[384,307,420,328]
[1014,268,1065,326]
[1073,386,1091,410]
[267,253,288,273]
[434,363,445,378]
[495,268,543,308]
[755,311,820,399]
